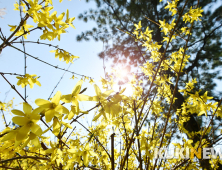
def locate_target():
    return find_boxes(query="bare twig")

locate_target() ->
[76,120,111,161]
[0,13,29,50]
[0,72,25,76]
[48,63,72,100]
[111,133,115,170]
[0,156,49,164]
[19,0,27,100]
[12,40,79,59]
[9,44,89,77]
[1,73,28,103]
[1,110,8,127]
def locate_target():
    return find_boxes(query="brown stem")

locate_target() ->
[76,120,111,161]
[1,73,27,103]
[133,101,143,170]
[153,1,190,169]
[0,156,49,164]
[0,166,22,170]
[0,14,29,50]
[1,110,8,127]
[111,133,115,170]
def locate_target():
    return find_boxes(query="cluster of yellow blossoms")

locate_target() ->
[1,0,222,169]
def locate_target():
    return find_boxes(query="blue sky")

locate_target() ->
[0,0,112,130]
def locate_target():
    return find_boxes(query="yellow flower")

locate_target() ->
[16,74,41,88]
[26,0,42,21]
[91,84,114,102]
[45,0,53,6]
[45,141,64,166]
[68,148,82,165]
[21,132,41,149]
[50,49,79,63]
[10,103,43,141]
[201,91,213,103]
[35,91,69,122]
[61,80,90,113]
[81,143,97,166]
[70,75,77,79]
[0,101,6,111]
[89,78,94,84]
[183,7,204,23]
[8,25,17,32]
[134,21,142,30]
[65,9,76,29]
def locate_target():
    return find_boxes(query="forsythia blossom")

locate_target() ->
[16,74,41,88]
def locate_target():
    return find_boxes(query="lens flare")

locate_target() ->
[116,66,130,79]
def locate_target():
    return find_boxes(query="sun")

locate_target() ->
[118,68,128,78]
[111,65,134,95]
[116,66,131,79]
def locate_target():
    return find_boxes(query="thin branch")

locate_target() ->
[48,63,72,100]
[40,117,70,149]
[69,103,101,125]
[76,120,112,161]
[0,156,49,164]
[9,27,41,43]
[0,166,22,170]
[1,73,28,103]
[9,44,90,77]
[144,16,187,41]
[62,103,101,140]
[64,126,76,145]
[12,40,79,58]
[154,8,193,170]
[0,72,25,76]
[133,100,143,170]
[1,110,8,127]
[0,13,29,50]
[19,0,27,101]
[172,159,189,170]
[111,133,115,170]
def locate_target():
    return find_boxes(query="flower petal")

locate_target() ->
[45,109,56,123]
[72,80,83,95]
[31,137,41,148]
[1,131,16,142]
[82,151,89,166]
[77,94,90,101]
[61,121,72,129]
[94,84,101,96]
[51,91,61,105]
[11,109,25,116]
[55,105,69,114]
[61,94,72,103]
[16,125,30,141]
[102,89,114,98]
[31,123,42,136]
[32,107,44,115]
[35,99,51,108]
[12,116,29,126]
[30,113,40,123]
